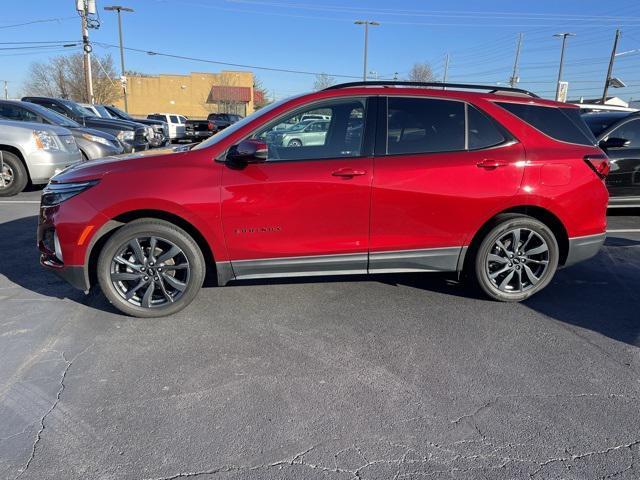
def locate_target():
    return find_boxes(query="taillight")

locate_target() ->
[584,154,610,179]
[207,121,214,131]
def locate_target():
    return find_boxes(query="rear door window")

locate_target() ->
[387,97,465,155]
[467,105,506,150]
[496,102,595,146]
[170,115,179,124]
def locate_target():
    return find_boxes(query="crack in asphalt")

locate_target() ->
[12,344,93,480]
[142,437,640,480]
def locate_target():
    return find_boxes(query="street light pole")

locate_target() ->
[354,20,379,81]
[105,5,134,112]
[602,29,621,104]
[553,32,575,101]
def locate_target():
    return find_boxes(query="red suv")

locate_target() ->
[38,82,609,317]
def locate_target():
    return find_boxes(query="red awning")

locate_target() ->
[208,86,251,102]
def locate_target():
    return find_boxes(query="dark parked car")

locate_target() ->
[39,81,608,317]
[582,111,640,208]
[208,113,243,131]
[21,96,149,153]
[185,118,216,140]
[101,105,169,148]
[0,100,124,160]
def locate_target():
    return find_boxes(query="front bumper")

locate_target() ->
[29,149,83,184]
[564,233,606,267]
[122,138,149,153]
[40,257,90,291]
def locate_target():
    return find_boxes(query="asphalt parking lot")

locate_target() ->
[1,190,639,480]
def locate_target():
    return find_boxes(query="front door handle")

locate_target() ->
[477,159,508,169]
[332,168,367,177]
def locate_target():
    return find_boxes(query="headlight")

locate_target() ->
[33,130,61,151]
[41,180,99,207]
[117,130,135,142]
[81,133,112,147]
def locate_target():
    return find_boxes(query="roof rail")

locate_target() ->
[323,81,539,98]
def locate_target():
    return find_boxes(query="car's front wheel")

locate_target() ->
[0,151,28,197]
[472,214,559,302]
[97,219,205,317]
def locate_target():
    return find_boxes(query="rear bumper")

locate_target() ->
[186,130,214,139]
[564,233,606,267]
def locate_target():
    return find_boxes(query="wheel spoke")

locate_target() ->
[523,264,541,285]
[525,244,548,256]
[511,229,521,252]
[525,258,548,265]
[111,272,143,282]
[157,245,181,264]
[161,263,188,271]
[148,236,158,263]
[520,231,535,252]
[161,272,186,291]
[129,239,146,265]
[156,277,174,303]
[488,254,508,264]
[125,278,148,300]
[495,239,511,255]
[114,255,141,270]
[490,265,511,279]
[516,268,523,292]
[141,282,155,307]
[499,270,515,290]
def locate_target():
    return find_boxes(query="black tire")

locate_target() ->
[471,214,559,302]
[287,139,302,147]
[0,151,28,197]
[97,219,206,318]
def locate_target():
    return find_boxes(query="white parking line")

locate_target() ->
[607,229,640,233]
[0,201,40,204]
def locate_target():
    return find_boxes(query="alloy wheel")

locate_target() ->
[485,228,550,294]
[110,236,190,308]
[0,160,14,189]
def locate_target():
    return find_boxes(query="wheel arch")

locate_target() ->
[462,205,569,273]
[86,209,217,289]
[0,145,31,182]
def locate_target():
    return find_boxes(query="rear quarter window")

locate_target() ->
[496,102,596,146]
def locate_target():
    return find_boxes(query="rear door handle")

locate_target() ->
[332,168,367,177]
[477,159,508,169]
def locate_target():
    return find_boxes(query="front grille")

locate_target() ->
[134,128,147,142]
[60,135,79,153]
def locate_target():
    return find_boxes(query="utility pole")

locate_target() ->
[553,33,575,102]
[510,33,523,87]
[442,53,450,89]
[602,29,621,104]
[354,20,379,81]
[77,0,98,103]
[105,5,134,112]
[2,81,7,100]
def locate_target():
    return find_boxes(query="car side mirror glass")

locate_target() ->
[227,139,268,164]
[600,137,630,149]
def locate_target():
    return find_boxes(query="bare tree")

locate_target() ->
[253,77,271,110]
[23,53,120,104]
[407,63,435,82]
[313,73,335,91]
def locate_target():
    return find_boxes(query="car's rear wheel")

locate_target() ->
[0,151,28,197]
[472,214,559,302]
[97,219,205,317]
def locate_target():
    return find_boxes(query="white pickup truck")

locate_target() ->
[147,113,187,142]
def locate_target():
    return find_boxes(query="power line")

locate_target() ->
[0,16,76,29]
[93,41,362,79]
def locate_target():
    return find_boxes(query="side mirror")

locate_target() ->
[227,139,268,164]
[600,137,630,150]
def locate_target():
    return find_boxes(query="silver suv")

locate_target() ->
[0,119,82,196]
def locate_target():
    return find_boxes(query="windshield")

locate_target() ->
[93,105,112,118]
[192,96,300,150]
[62,100,97,118]
[108,105,130,120]
[28,102,80,128]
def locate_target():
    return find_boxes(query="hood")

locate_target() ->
[0,119,73,137]
[81,116,145,131]
[132,118,164,127]
[73,127,119,141]
[51,146,188,183]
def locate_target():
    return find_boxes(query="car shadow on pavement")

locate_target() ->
[523,236,640,348]
[0,215,119,314]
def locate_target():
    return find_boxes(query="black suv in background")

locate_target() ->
[582,111,640,208]
[21,96,149,153]
[101,105,169,147]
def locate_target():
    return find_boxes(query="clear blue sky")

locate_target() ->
[2,0,640,102]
